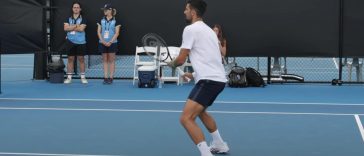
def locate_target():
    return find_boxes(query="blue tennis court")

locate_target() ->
[1,55,364,156]
[3,0,364,155]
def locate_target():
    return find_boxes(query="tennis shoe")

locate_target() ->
[202,153,215,156]
[210,141,229,154]
[103,78,109,84]
[81,77,88,84]
[108,78,113,84]
[64,78,72,84]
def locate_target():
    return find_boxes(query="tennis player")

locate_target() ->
[168,0,230,155]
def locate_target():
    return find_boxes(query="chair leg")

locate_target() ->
[179,68,183,86]
[172,68,176,77]
[357,65,363,82]
[348,64,352,82]
[177,75,181,86]
[356,67,359,82]
[133,65,138,86]
[272,57,280,72]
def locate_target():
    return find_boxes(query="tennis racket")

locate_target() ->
[141,33,191,82]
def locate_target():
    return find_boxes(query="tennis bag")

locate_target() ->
[47,58,65,73]
[228,66,248,88]
[245,67,265,87]
[47,57,65,83]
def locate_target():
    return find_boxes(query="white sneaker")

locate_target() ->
[64,78,72,84]
[81,78,88,84]
[210,141,229,154]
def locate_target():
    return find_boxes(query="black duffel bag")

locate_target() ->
[245,67,265,87]
[228,66,248,88]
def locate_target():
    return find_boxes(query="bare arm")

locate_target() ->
[169,48,190,67]
[74,24,86,32]
[64,23,76,32]
[109,25,121,43]
[97,24,106,45]
[220,40,227,57]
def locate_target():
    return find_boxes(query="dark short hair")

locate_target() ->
[187,0,207,17]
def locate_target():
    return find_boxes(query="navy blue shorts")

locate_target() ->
[98,43,118,53]
[188,80,226,108]
[66,40,86,56]
[68,44,86,56]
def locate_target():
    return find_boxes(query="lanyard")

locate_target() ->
[104,17,113,31]
[71,15,81,25]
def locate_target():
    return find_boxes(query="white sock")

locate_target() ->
[67,74,72,79]
[197,141,213,156]
[80,73,86,79]
[211,130,224,144]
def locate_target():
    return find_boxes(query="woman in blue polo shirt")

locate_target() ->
[64,1,88,84]
[97,3,121,84]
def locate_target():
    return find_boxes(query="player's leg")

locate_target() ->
[199,111,229,154]
[197,80,229,154]
[199,111,217,133]
[180,99,213,156]
[180,99,206,144]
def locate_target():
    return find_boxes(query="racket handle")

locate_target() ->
[177,67,191,82]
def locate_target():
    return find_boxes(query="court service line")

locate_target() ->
[0,107,363,116]
[1,98,364,106]
[0,152,122,156]
[1,67,33,69]
[2,54,33,56]
[2,64,33,67]
[354,115,364,142]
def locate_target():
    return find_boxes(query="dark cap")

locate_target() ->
[101,3,113,10]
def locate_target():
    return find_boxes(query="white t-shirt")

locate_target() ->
[181,21,227,83]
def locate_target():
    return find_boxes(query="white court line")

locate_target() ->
[0,152,121,156]
[286,67,338,69]
[1,98,364,106]
[354,115,364,142]
[2,64,33,67]
[0,107,363,116]
[1,67,33,69]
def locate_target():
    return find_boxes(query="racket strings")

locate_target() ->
[142,33,173,62]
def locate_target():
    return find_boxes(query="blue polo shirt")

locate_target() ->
[98,17,121,43]
[65,15,87,44]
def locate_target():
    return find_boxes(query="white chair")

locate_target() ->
[346,58,363,82]
[158,46,181,85]
[168,46,194,85]
[169,46,194,83]
[133,46,157,85]
[224,57,237,77]
[271,57,287,75]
